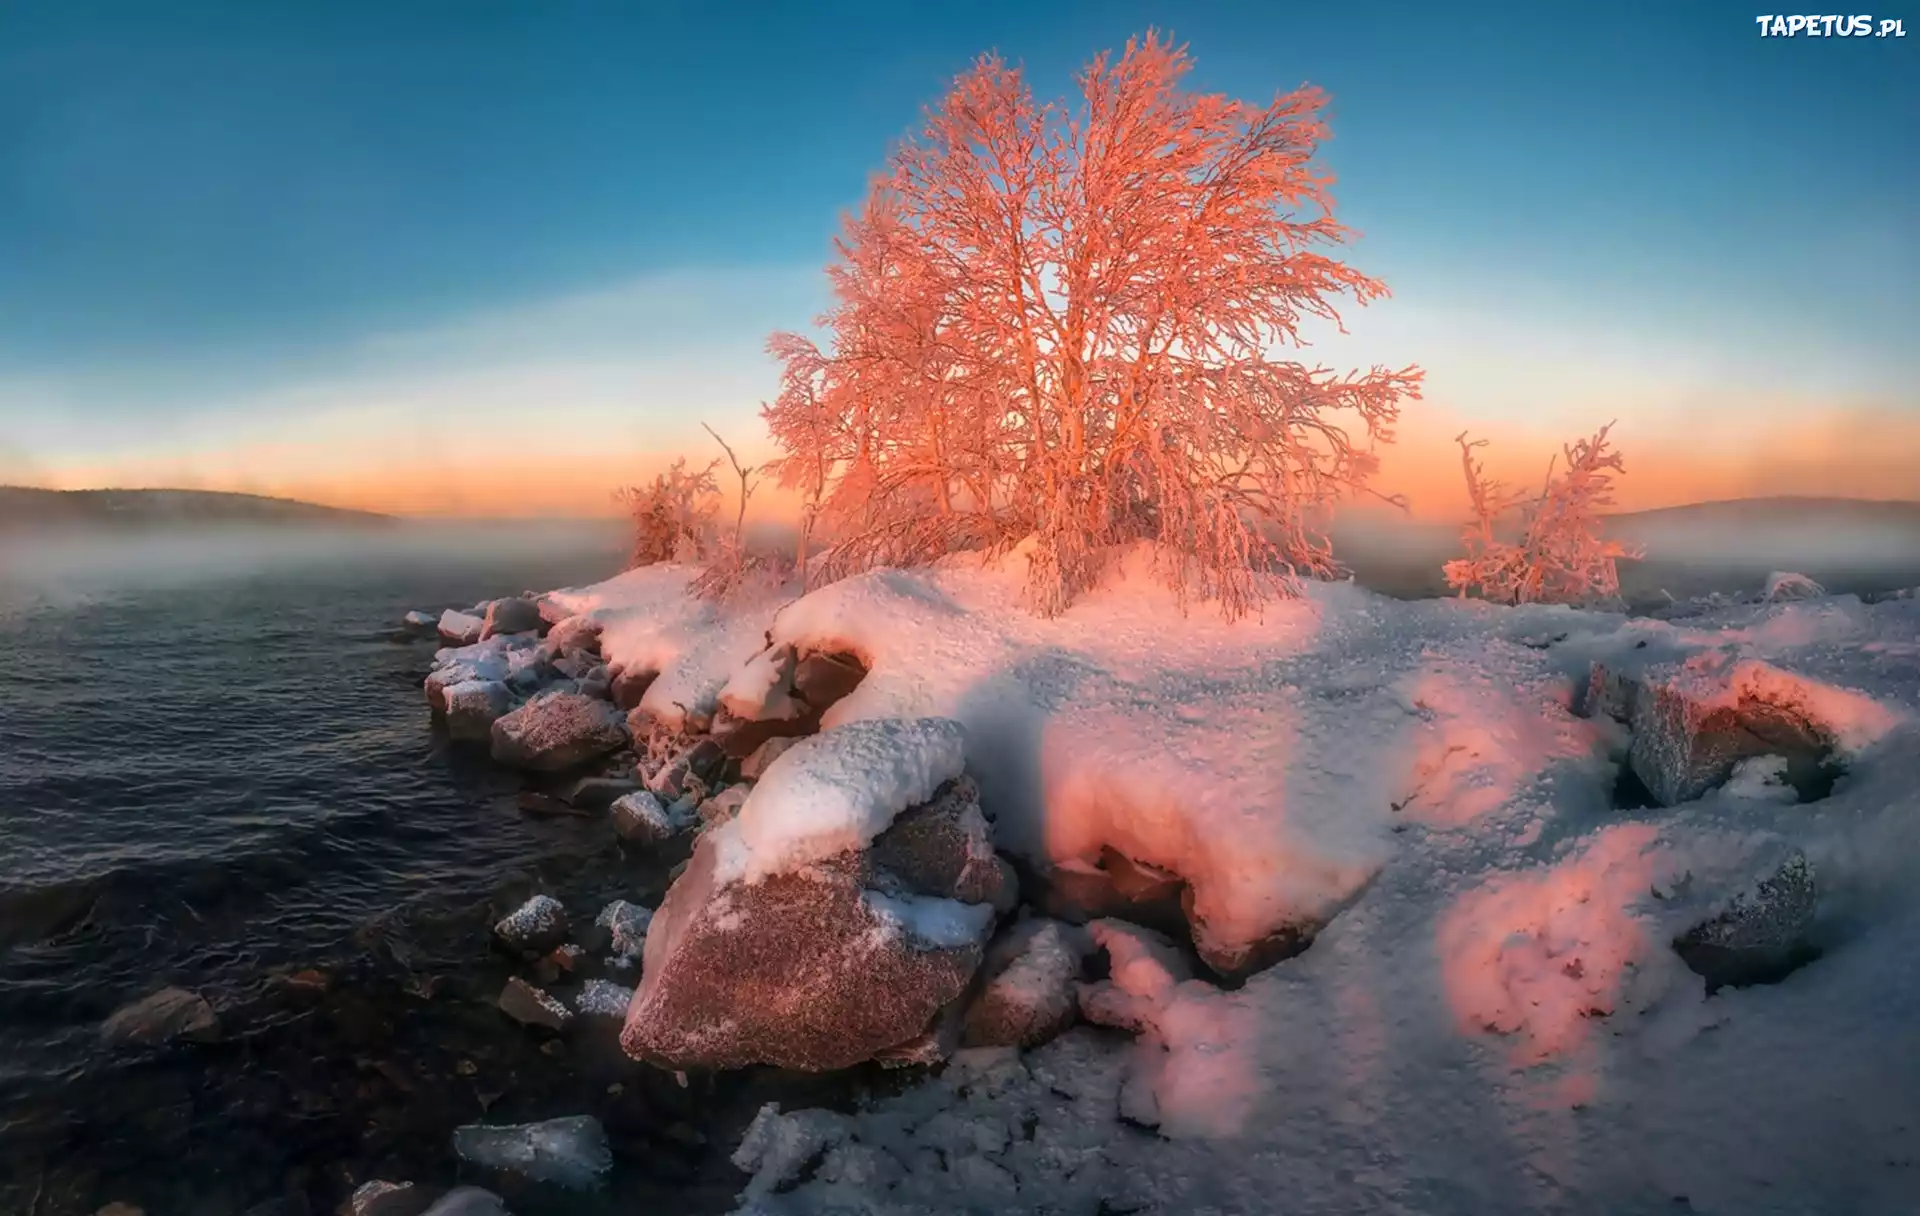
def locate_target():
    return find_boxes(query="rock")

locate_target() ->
[452,1115,612,1190]
[869,779,1015,910]
[791,650,867,710]
[551,652,592,680]
[516,791,588,819]
[1182,881,1319,981]
[498,977,572,1031]
[481,597,542,640]
[1620,664,1835,806]
[444,680,512,743]
[610,666,656,711]
[1675,851,1821,992]
[278,968,331,995]
[101,986,221,1046]
[420,1188,513,1216]
[577,677,611,701]
[596,900,653,959]
[545,943,586,974]
[732,1103,854,1200]
[403,610,439,633]
[697,784,750,828]
[611,790,693,844]
[739,735,801,781]
[1762,571,1826,602]
[346,1181,428,1216]
[962,919,1089,1049]
[644,737,727,800]
[620,775,999,1072]
[95,1205,144,1216]
[425,653,508,714]
[438,609,486,647]
[543,614,603,657]
[490,691,629,772]
[493,895,570,954]
[574,979,634,1019]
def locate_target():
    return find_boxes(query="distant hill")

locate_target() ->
[1332,495,1920,602]
[0,487,394,530]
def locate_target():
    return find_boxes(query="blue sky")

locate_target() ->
[0,0,1914,512]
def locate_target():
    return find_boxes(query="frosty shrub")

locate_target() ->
[761,31,1422,618]
[1443,424,1644,606]
[614,458,721,569]
[686,425,798,603]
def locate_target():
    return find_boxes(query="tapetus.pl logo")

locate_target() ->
[1754,13,1907,35]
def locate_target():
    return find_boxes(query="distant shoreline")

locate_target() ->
[0,486,394,530]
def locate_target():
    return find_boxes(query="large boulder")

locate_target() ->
[481,597,542,640]
[438,609,486,647]
[1593,661,1837,806]
[490,691,629,772]
[621,771,1008,1072]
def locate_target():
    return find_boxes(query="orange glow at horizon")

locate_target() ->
[27,404,1920,522]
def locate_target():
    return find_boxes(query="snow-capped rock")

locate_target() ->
[621,723,1004,1071]
[438,609,485,647]
[610,790,693,844]
[574,979,634,1020]
[489,691,628,772]
[963,918,1089,1049]
[494,895,569,954]
[498,977,572,1031]
[595,899,652,959]
[443,679,511,742]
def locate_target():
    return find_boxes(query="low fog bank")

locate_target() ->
[1331,497,1920,603]
[0,517,625,608]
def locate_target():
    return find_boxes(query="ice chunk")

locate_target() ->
[716,717,969,883]
[452,1115,612,1190]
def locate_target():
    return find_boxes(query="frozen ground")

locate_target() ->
[543,551,1920,1215]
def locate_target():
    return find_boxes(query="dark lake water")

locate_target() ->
[0,525,873,1216]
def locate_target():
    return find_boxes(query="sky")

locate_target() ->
[1,0,1914,519]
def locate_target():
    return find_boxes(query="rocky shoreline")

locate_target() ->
[306,588,1151,1212]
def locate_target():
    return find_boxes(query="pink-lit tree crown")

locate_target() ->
[762,30,1423,617]
[1443,423,1645,606]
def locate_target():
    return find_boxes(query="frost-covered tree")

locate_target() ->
[1443,424,1643,606]
[762,31,1421,618]
[614,458,721,569]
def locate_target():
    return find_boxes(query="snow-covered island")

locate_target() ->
[407,547,1920,1215]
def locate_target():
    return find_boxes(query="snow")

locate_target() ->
[543,563,794,731]
[862,889,996,950]
[720,643,804,721]
[711,717,969,884]
[709,572,1920,1215]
